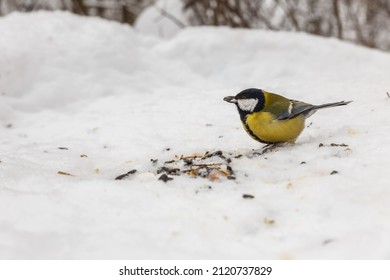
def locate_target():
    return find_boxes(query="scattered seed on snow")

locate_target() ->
[115,169,137,180]
[263,218,275,225]
[158,174,173,182]
[58,171,74,176]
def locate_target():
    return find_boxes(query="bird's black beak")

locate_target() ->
[224,96,237,104]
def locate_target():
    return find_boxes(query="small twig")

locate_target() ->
[320,143,349,148]
[330,143,349,147]
[176,154,203,160]
[58,171,74,176]
[155,6,186,29]
[181,164,222,173]
[387,92,390,98]
[191,163,222,167]
[202,150,224,159]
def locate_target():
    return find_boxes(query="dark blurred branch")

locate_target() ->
[155,5,186,28]
[1,0,389,51]
[333,0,343,38]
[348,4,369,47]
[375,0,390,17]
[72,0,87,15]
[184,0,206,25]
[225,0,250,28]
[276,0,301,31]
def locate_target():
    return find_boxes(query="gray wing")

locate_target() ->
[277,100,316,120]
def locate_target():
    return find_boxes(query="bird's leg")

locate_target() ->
[260,143,283,155]
[247,143,281,157]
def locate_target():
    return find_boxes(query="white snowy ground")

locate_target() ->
[1,11,390,259]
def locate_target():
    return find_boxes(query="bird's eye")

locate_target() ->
[237,98,258,112]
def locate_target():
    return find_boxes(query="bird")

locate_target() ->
[224,88,352,150]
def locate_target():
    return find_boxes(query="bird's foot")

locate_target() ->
[261,143,286,154]
[248,143,288,157]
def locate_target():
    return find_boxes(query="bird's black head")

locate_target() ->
[224,88,265,118]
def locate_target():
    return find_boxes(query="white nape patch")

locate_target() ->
[237,98,258,112]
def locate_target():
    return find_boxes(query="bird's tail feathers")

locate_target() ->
[313,100,352,110]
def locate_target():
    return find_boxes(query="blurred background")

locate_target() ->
[0,0,389,51]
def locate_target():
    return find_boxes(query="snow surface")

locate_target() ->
[1,11,390,259]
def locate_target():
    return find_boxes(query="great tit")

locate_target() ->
[224,88,352,145]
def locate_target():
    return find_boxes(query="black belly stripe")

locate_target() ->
[243,119,273,144]
[239,111,276,145]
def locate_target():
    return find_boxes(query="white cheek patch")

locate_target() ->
[237,98,258,112]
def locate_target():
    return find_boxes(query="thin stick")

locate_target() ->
[176,154,203,160]
[58,171,74,176]
[155,6,186,28]
[191,163,222,167]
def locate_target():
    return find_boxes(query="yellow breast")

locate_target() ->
[244,112,305,143]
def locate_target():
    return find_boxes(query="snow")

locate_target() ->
[135,0,187,38]
[1,11,390,259]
